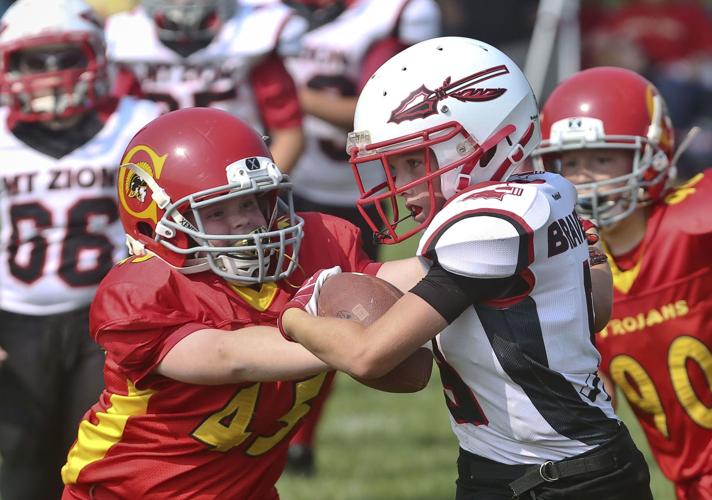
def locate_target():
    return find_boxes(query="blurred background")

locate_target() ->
[0,0,708,498]
[15,0,702,180]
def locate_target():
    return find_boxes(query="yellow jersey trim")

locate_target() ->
[61,380,156,484]
[228,282,279,312]
[605,240,644,295]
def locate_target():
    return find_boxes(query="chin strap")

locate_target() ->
[455,121,536,192]
[491,121,536,182]
[671,125,701,167]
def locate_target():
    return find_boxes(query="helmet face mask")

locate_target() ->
[0,0,109,124]
[552,147,644,226]
[348,37,540,244]
[159,167,302,284]
[350,121,482,243]
[119,108,304,285]
[533,66,675,227]
[283,1,348,29]
[142,0,236,43]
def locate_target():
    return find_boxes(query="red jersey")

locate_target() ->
[601,3,712,64]
[596,171,712,484]
[62,213,375,499]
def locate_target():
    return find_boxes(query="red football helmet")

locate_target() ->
[533,66,675,227]
[0,0,109,123]
[118,107,304,284]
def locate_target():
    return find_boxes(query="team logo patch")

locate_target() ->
[388,65,509,124]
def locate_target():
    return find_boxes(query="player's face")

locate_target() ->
[15,44,87,75]
[196,194,268,247]
[560,148,636,222]
[389,149,444,223]
[559,149,632,185]
[11,44,89,129]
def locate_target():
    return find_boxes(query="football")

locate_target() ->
[317,272,403,325]
[317,272,432,393]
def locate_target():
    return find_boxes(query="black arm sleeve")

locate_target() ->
[409,261,526,324]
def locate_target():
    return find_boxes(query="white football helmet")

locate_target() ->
[347,37,540,243]
[0,0,109,123]
[142,0,237,42]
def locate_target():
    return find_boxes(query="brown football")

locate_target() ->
[317,272,432,393]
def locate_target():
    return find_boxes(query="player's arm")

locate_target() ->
[375,256,428,293]
[298,37,408,130]
[0,344,7,367]
[283,263,509,379]
[283,291,445,379]
[250,53,304,174]
[297,88,357,131]
[591,258,613,332]
[155,325,329,385]
[268,125,304,175]
[585,222,613,331]
[305,0,441,129]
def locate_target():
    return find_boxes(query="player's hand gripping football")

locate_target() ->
[579,216,608,266]
[278,266,342,342]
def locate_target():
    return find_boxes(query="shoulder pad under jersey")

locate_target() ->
[417,179,552,278]
[661,169,712,235]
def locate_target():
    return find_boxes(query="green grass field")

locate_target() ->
[278,222,675,500]
[277,373,675,500]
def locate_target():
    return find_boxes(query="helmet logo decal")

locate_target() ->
[245,157,260,171]
[388,65,509,124]
[464,185,524,202]
[645,85,673,151]
[118,144,167,223]
[128,174,148,202]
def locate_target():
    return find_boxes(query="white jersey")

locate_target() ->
[0,98,162,315]
[416,171,619,464]
[105,4,298,132]
[285,0,440,205]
